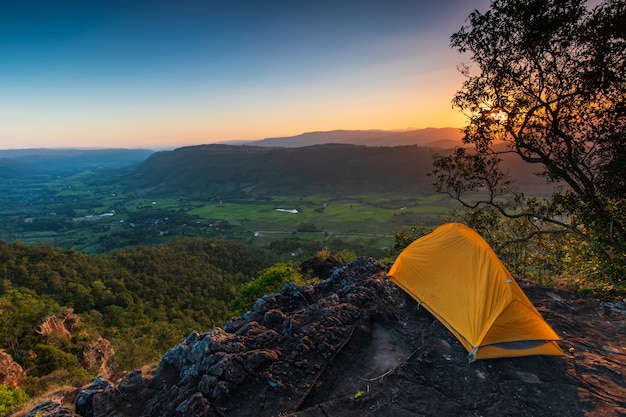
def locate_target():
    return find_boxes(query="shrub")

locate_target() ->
[33,344,80,377]
[315,247,332,262]
[0,385,29,416]
[229,263,304,315]
[335,249,357,264]
[21,368,91,398]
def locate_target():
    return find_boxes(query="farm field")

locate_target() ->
[190,194,454,233]
[0,168,458,259]
[187,193,458,257]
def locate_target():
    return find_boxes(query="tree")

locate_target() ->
[432,0,625,284]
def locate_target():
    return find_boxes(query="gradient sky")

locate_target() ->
[0,0,492,149]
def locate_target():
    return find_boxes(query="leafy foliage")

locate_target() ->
[391,224,430,256]
[432,0,626,289]
[0,237,277,383]
[0,385,29,416]
[229,263,305,315]
[334,249,357,264]
[32,344,81,377]
[0,289,57,359]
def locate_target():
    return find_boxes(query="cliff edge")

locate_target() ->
[25,258,626,417]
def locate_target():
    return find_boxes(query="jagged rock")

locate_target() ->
[75,378,115,417]
[64,308,84,332]
[30,257,626,416]
[24,400,79,417]
[79,336,117,378]
[34,308,84,340]
[35,315,72,340]
[34,309,116,379]
[300,256,342,279]
[118,369,145,395]
[0,349,25,388]
[175,392,212,416]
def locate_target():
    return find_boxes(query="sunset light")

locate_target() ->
[0,0,491,149]
[487,109,508,122]
[2,2,625,414]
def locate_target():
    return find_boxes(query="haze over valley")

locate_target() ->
[0,127,554,259]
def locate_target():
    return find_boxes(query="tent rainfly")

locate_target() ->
[388,223,564,362]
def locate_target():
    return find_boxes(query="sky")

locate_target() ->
[0,0,492,150]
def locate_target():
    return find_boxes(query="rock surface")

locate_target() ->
[27,257,626,416]
[78,337,117,378]
[24,401,78,417]
[0,350,25,389]
[35,308,84,340]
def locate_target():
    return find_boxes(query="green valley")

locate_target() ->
[0,145,469,259]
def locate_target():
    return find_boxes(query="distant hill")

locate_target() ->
[221,127,464,148]
[130,142,555,198]
[130,144,440,197]
[0,148,154,178]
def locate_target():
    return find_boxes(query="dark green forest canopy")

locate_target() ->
[0,238,278,370]
[129,143,557,199]
[1,237,275,317]
[130,144,447,197]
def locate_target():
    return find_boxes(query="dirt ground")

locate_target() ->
[23,258,626,417]
[292,276,626,417]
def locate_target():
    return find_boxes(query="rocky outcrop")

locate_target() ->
[78,337,117,378]
[26,257,626,416]
[24,401,78,417]
[35,308,84,340]
[0,350,25,389]
[32,309,116,379]
[300,255,342,279]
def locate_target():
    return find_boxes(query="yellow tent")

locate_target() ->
[388,223,564,362]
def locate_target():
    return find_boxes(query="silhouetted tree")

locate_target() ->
[432,0,625,281]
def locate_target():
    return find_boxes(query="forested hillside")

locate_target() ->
[0,237,278,399]
[130,143,554,198]
[130,144,437,197]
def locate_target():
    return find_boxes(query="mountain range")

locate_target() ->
[131,145,554,199]
[0,128,553,197]
[220,127,464,148]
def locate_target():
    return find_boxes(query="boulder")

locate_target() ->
[0,349,25,388]
[79,337,117,378]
